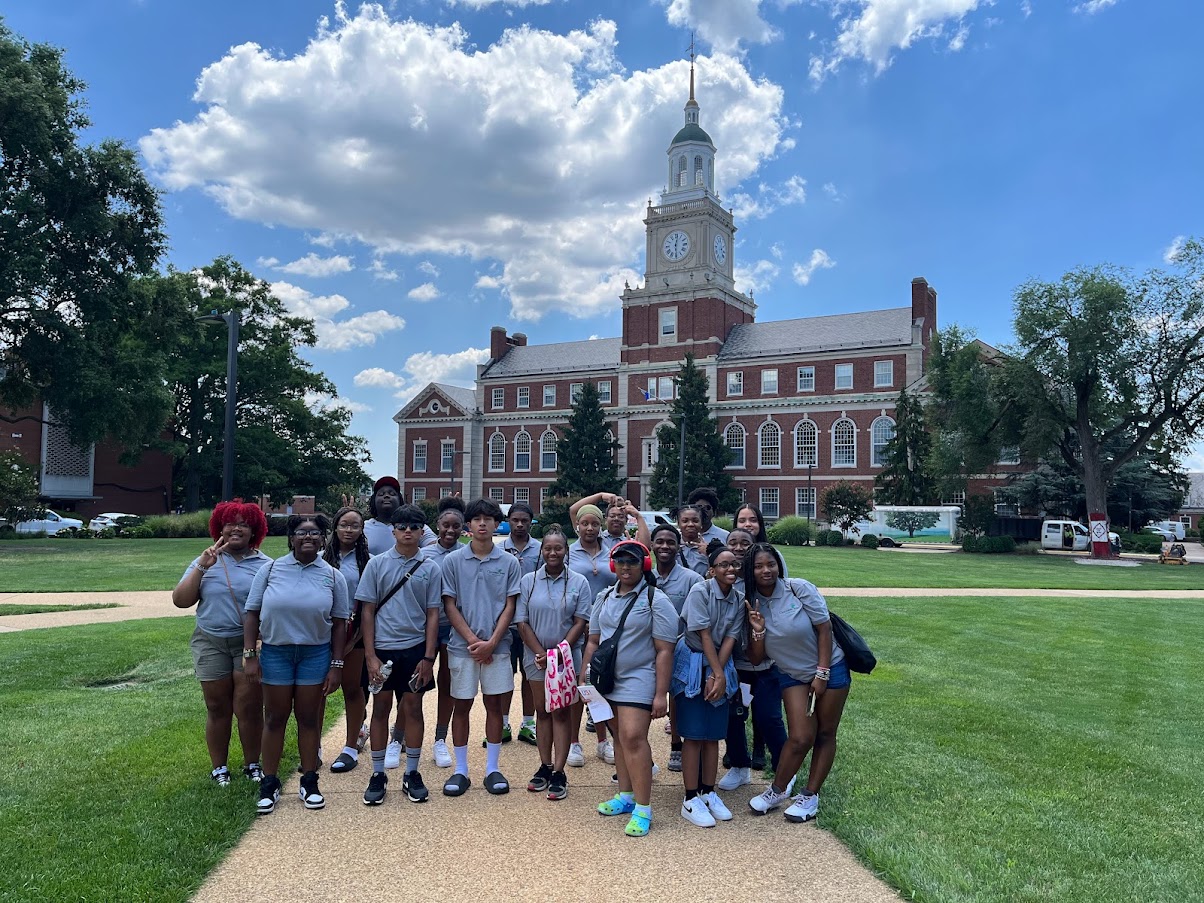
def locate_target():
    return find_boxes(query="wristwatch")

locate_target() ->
[242,648,258,660]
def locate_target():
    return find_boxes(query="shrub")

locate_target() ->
[266,514,289,537]
[814,529,829,546]
[121,525,154,539]
[95,527,117,539]
[962,535,980,553]
[712,516,733,532]
[826,530,845,547]
[845,536,855,546]
[1014,540,1039,555]
[416,499,440,527]
[766,516,815,547]
[142,510,213,538]
[992,535,1016,554]
[860,533,879,549]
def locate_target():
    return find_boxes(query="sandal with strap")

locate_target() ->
[624,811,651,837]
[330,752,358,773]
[597,794,636,817]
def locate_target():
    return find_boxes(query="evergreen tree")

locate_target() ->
[547,382,621,497]
[874,387,936,505]
[648,354,739,512]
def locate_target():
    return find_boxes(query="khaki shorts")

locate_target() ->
[190,626,244,682]
[448,652,514,700]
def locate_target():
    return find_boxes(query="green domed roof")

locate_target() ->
[671,122,714,147]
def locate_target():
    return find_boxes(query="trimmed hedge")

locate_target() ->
[963,535,1016,554]
[860,533,879,549]
[766,516,815,547]
[141,510,213,538]
[826,530,845,547]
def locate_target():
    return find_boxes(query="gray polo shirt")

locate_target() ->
[514,566,592,669]
[245,553,350,646]
[500,535,543,578]
[183,550,271,638]
[441,543,522,656]
[588,581,678,707]
[683,579,745,654]
[754,577,844,683]
[600,531,626,552]
[422,541,460,627]
[678,545,710,576]
[356,548,442,650]
[364,519,437,556]
[567,540,616,600]
[331,549,363,603]
[701,523,730,543]
[654,563,704,627]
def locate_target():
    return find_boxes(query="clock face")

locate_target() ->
[713,234,727,265]
[662,230,690,262]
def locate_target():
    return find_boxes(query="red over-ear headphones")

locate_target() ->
[609,540,653,573]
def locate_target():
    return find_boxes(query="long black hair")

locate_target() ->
[734,504,769,543]
[742,541,785,601]
[324,506,370,574]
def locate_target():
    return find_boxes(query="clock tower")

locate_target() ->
[621,56,754,367]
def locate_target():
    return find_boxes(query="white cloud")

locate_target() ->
[408,282,441,302]
[734,258,779,296]
[663,0,779,53]
[729,174,806,220]
[475,274,502,290]
[271,280,406,351]
[809,0,986,82]
[354,346,491,402]
[1164,235,1187,263]
[1020,1,1032,17]
[305,392,372,414]
[274,252,354,277]
[256,255,280,268]
[1074,0,1119,13]
[141,8,788,321]
[948,23,969,51]
[369,258,399,281]
[791,248,836,285]
[417,260,440,277]
[823,181,844,202]
[447,0,556,7]
[769,242,784,260]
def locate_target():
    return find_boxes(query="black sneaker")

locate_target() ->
[242,762,263,783]
[363,771,388,806]
[547,770,567,801]
[403,770,429,803]
[527,763,554,793]
[256,775,281,815]
[299,771,325,810]
[751,753,767,771]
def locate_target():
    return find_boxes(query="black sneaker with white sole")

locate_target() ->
[211,766,231,787]
[546,770,567,801]
[256,775,282,815]
[403,770,429,803]
[298,771,325,810]
[363,771,388,805]
[242,762,264,783]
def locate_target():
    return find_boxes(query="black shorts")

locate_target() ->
[362,642,434,695]
[509,626,522,674]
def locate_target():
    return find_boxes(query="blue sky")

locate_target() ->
[7,0,1203,476]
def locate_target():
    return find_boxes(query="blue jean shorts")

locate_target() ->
[776,659,851,692]
[260,642,331,686]
[437,623,452,647]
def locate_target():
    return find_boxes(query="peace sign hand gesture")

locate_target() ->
[744,597,766,635]
[199,537,228,570]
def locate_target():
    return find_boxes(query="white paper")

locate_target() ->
[577,684,615,723]
[740,682,753,706]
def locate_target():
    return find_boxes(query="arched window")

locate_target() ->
[540,430,558,472]
[759,421,781,468]
[871,417,895,467]
[832,418,856,467]
[724,423,745,468]
[677,155,688,187]
[604,429,615,465]
[707,158,714,191]
[489,433,506,472]
[694,155,704,186]
[794,420,818,468]
[514,430,531,472]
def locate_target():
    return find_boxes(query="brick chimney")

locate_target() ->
[490,326,508,361]
[511,332,528,347]
[911,277,937,353]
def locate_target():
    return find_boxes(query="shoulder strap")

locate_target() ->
[375,559,425,613]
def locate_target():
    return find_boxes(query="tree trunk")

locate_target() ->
[1077,401,1113,559]
[183,382,203,512]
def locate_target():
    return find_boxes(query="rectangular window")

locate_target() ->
[412,441,427,473]
[727,371,743,396]
[952,490,966,506]
[489,438,505,472]
[659,307,677,344]
[514,487,529,504]
[874,360,893,388]
[797,366,815,393]
[598,381,612,404]
[439,487,452,499]
[998,446,1021,465]
[835,363,853,390]
[543,385,556,407]
[539,487,548,512]
[642,438,659,472]
[440,441,455,473]
[411,487,426,502]
[517,386,530,408]
[491,387,504,409]
[795,487,816,520]
[761,369,778,394]
[658,376,674,400]
[489,487,504,502]
[570,383,583,403]
[759,487,779,519]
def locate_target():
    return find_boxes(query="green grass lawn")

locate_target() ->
[1,537,1198,592]
[0,618,337,903]
[0,602,119,616]
[817,594,1204,902]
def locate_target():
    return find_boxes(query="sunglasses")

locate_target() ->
[392,523,424,531]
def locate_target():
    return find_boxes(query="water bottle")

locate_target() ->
[368,659,392,695]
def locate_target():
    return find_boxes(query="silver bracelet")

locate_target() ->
[751,629,767,641]
[815,667,831,681]
[330,659,345,669]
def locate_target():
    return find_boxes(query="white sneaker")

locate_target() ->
[702,790,733,821]
[433,739,453,768]
[784,791,819,823]
[681,797,717,828]
[597,739,614,764]
[384,739,402,769]
[566,743,585,767]
[749,783,791,814]
[717,766,751,791]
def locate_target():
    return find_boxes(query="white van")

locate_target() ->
[1040,519,1090,551]
[1144,521,1186,541]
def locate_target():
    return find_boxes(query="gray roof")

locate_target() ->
[718,307,914,361]
[431,383,477,412]
[481,338,622,378]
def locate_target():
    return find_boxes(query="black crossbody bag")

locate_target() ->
[590,585,653,696]
[349,559,424,646]
[787,582,876,674]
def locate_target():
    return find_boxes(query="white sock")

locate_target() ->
[341,745,358,761]
[454,744,469,776]
[486,741,501,773]
[502,715,511,728]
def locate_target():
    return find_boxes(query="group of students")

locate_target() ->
[174,478,851,836]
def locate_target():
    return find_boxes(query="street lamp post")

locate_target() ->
[807,463,815,522]
[196,309,240,502]
[448,448,469,498]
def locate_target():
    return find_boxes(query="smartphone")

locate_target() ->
[408,670,424,693]
[808,692,817,717]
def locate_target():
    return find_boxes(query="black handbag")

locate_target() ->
[829,611,876,674]
[589,586,649,696]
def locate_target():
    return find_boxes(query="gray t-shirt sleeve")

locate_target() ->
[588,587,612,635]
[683,582,713,636]
[244,560,271,613]
[355,555,382,604]
[514,573,535,624]
[650,589,679,643]
[441,550,461,601]
[331,569,350,620]
[504,554,522,599]
[422,558,443,611]
[789,578,831,625]
[571,575,593,623]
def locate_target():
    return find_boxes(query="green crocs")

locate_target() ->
[597,794,636,817]
[624,811,651,837]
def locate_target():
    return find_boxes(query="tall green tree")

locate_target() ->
[144,258,370,510]
[820,481,874,534]
[0,449,40,522]
[874,387,936,505]
[930,240,1204,555]
[0,24,169,449]
[547,381,621,497]
[648,354,738,511]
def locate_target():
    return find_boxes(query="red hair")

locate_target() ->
[209,499,269,548]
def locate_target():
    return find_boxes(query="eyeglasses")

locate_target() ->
[392,523,424,531]
[292,529,323,537]
[713,561,741,569]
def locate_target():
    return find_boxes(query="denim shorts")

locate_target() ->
[260,642,331,686]
[776,659,851,692]
[437,623,452,647]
